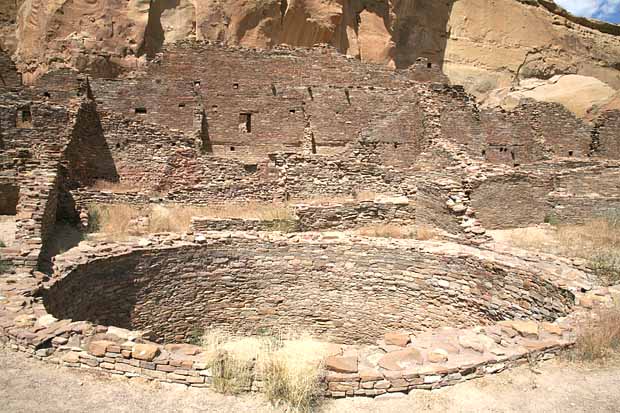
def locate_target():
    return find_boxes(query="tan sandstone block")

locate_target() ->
[89,340,116,357]
[384,332,411,347]
[325,355,358,373]
[132,344,160,361]
[428,349,449,363]
[542,322,563,336]
[378,348,423,371]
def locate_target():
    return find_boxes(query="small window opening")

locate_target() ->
[289,109,296,114]
[16,107,33,128]
[393,142,399,149]
[178,103,186,108]
[230,146,235,151]
[307,86,314,100]
[212,105,218,112]
[244,164,258,173]
[568,150,574,157]
[135,107,147,114]
[194,80,201,87]
[271,84,277,96]
[115,143,121,149]
[510,151,515,161]
[481,149,486,156]
[427,62,432,69]
[233,83,239,89]
[239,113,252,133]
[344,88,351,105]
[43,91,51,98]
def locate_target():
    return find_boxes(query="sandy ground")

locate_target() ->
[1,347,620,413]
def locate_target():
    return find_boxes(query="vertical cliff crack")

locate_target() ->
[280,0,288,24]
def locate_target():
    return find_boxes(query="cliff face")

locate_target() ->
[3,0,620,100]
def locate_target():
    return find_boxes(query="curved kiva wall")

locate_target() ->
[43,238,574,344]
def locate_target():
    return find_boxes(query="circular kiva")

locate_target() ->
[3,233,612,398]
[42,236,574,345]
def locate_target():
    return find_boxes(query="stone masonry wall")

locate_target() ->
[0,48,20,89]
[294,198,415,231]
[471,161,620,229]
[43,237,574,345]
[593,110,620,159]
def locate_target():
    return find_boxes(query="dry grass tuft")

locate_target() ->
[200,329,324,411]
[570,305,620,362]
[416,224,438,241]
[87,202,294,240]
[357,224,415,239]
[505,210,620,286]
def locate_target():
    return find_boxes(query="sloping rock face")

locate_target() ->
[3,0,620,97]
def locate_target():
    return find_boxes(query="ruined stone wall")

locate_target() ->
[62,101,119,188]
[435,87,595,165]
[470,172,554,229]
[471,162,620,229]
[550,164,620,223]
[273,152,417,200]
[43,238,573,345]
[514,100,592,159]
[95,111,196,190]
[0,48,20,89]
[294,198,415,231]
[90,43,430,162]
[594,110,620,159]
[0,90,92,271]
[32,69,93,104]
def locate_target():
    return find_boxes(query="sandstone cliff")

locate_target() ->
[3,0,620,110]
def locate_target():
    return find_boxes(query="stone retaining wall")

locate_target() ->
[190,217,295,232]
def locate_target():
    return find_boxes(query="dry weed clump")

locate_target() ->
[416,224,438,240]
[570,305,620,362]
[200,329,324,412]
[357,224,414,239]
[87,202,294,240]
[506,210,620,286]
[357,224,436,240]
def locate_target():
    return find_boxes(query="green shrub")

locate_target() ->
[601,208,620,228]
[544,212,560,225]
[591,252,620,286]
[0,259,11,274]
[266,219,298,233]
[86,205,104,233]
[0,241,5,247]
[187,327,204,345]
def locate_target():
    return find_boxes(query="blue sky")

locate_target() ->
[556,0,620,23]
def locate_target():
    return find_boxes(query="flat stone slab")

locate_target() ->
[378,348,423,371]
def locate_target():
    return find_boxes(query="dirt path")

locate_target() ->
[1,347,619,413]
